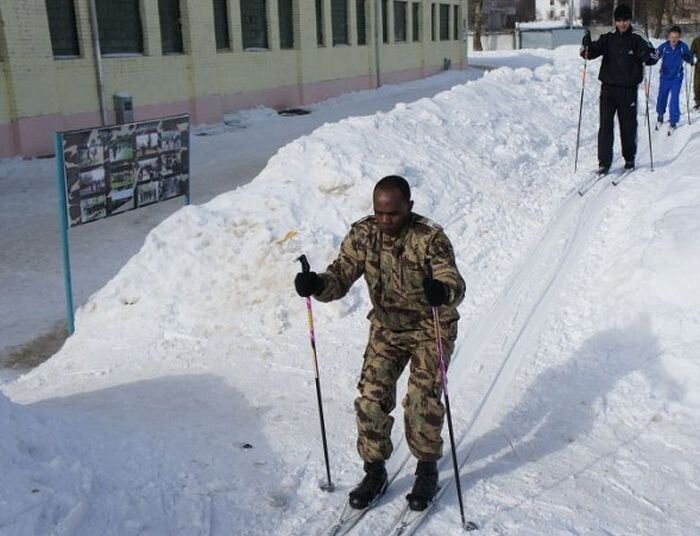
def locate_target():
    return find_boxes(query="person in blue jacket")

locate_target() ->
[655,25,694,132]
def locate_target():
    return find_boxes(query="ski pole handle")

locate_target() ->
[297,254,311,274]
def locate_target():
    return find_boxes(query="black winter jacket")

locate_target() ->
[581,27,658,87]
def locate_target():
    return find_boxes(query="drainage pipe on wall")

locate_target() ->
[374,0,382,87]
[88,0,108,125]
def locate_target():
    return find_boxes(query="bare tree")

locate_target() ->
[473,0,485,51]
[652,0,668,37]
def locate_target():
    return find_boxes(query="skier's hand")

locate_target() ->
[423,278,449,306]
[295,271,324,297]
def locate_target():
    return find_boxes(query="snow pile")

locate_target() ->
[6,49,583,401]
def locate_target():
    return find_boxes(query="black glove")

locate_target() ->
[294,271,324,297]
[423,278,449,306]
[580,31,591,59]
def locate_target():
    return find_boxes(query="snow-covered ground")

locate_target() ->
[2,47,700,535]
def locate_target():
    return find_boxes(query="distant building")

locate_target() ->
[0,0,467,158]
[535,0,590,23]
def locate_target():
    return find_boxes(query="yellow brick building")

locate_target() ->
[0,0,466,157]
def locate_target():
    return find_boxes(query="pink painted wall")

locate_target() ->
[301,75,375,105]
[0,64,457,158]
[0,122,16,156]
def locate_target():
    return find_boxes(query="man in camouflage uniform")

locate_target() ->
[294,175,465,511]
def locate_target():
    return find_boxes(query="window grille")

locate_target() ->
[241,0,269,49]
[382,0,388,43]
[316,0,325,45]
[278,0,294,48]
[213,0,231,50]
[96,0,143,54]
[453,5,459,40]
[412,2,420,42]
[331,0,348,45]
[159,0,183,54]
[356,0,367,45]
[393,1,406,42]
[439,4,449,40]
[46,0,80,57]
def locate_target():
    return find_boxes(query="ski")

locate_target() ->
[327,454,414,536]
[577,170,609,196]
[327,482,389,536]
[386,481,479,536]
[611,168,635,186]
[668,125,677,136]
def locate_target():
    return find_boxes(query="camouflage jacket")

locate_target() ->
[315,213,465,337]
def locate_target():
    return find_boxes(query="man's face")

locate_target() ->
[669,31,680,47]
[373,187,412,236]
[615,17,631,33]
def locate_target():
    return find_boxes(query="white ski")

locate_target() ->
[611,168,635,186]
[578,170,608,196]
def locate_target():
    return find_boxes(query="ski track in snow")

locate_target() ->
[347,165,623,535]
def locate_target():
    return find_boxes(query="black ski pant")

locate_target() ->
[598,84,638,169]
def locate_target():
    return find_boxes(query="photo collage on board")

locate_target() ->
[62,115,190,227]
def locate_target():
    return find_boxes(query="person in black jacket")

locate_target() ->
[581,4,658,174]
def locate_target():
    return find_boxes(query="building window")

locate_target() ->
[46,0,80,57]
[213,0,230,50]
[453,5,459,40]
[96,0,143,54]
[241,0,269,49]
[439,4,449,40]
[356,0,367,45]
[159,0,183,54]
[382,0,388,43]
[331,0,348,45]
[394,1,406,42]
[316,0,324,46]
[431,3,436,41]
[412,2,420,42]
[278,0,294,49]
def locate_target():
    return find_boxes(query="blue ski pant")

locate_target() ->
[656,77,682,126]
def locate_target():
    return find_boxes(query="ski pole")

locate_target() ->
[425,258,467,529]
[296,254,334,492]
[686,64,692,126]
[574,48,588,174]
[645,65,654,171]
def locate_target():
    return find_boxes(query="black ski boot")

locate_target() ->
[406,461,439,511]
[348,461,387,510]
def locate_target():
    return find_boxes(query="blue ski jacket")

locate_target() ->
[657,40,694,80]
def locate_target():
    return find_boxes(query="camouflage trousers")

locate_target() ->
[355,324,455,463]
